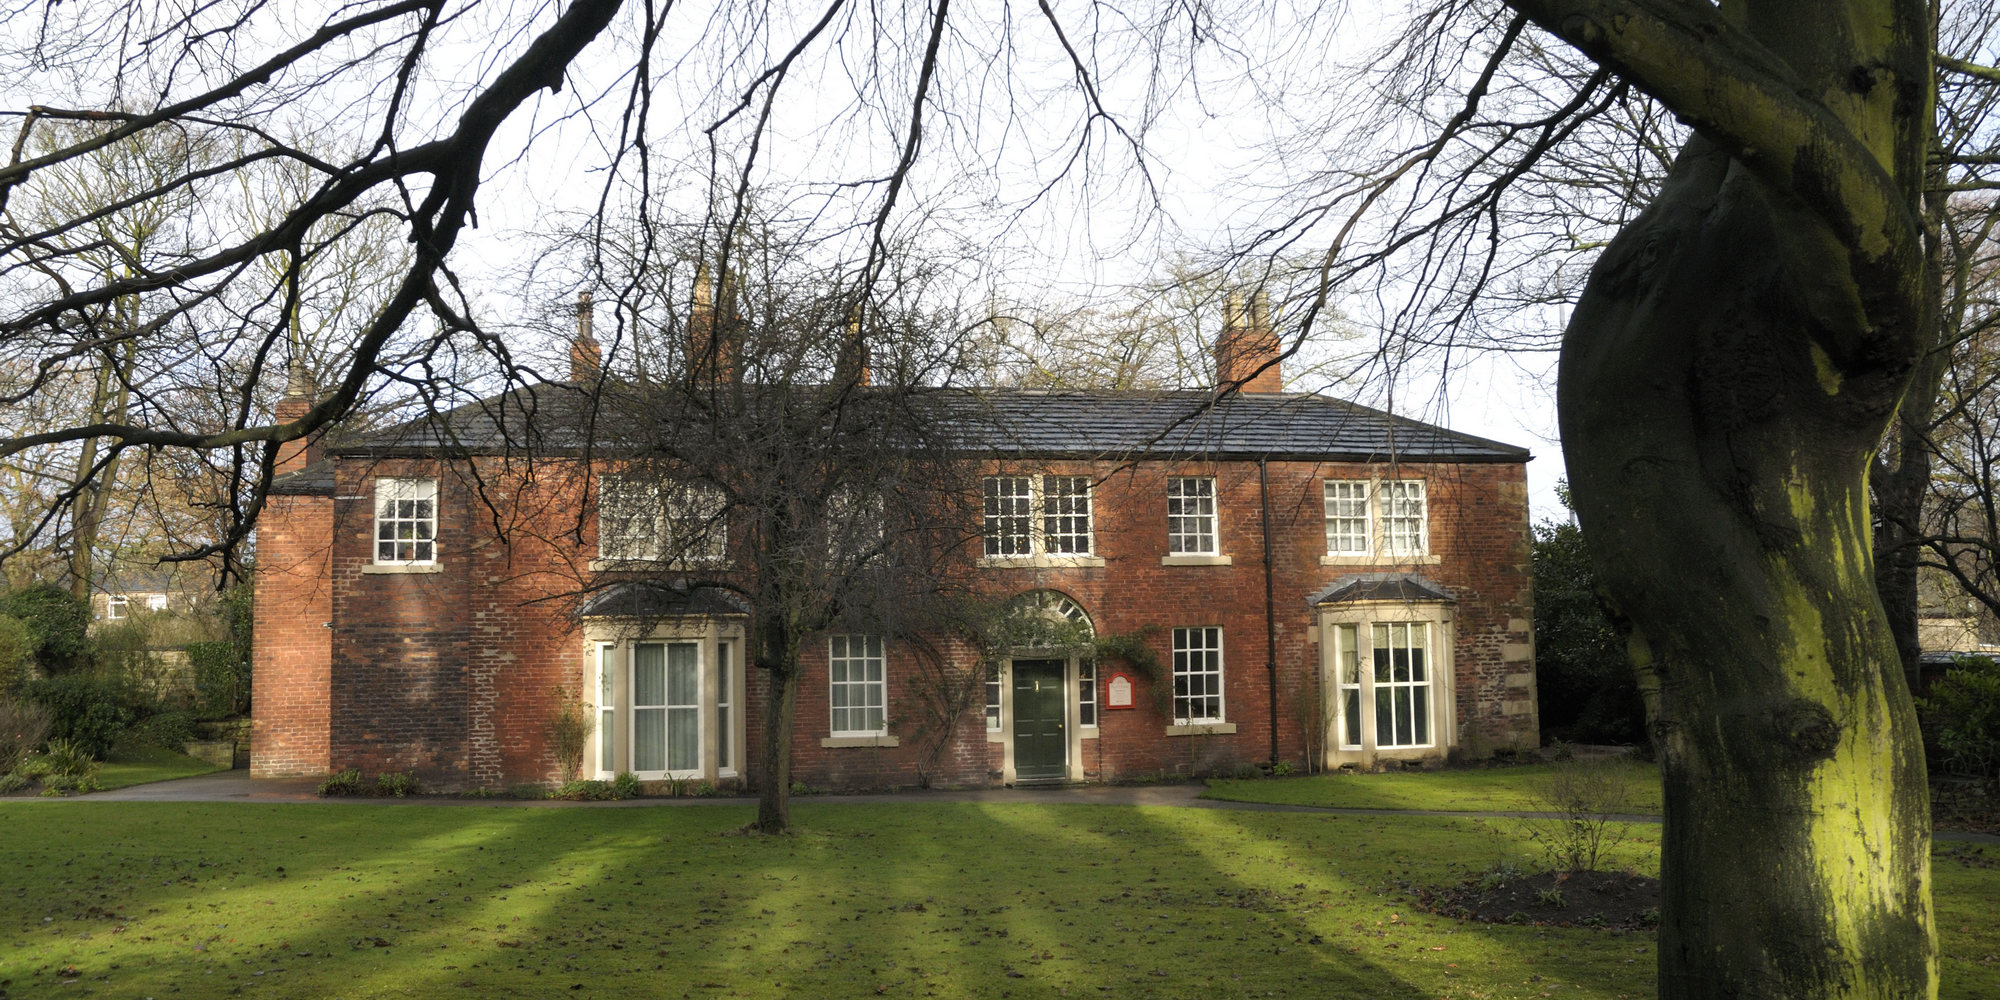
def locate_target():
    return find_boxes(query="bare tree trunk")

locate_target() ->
[1875,359,1943,693]
[753,622,800,833]
[1561,138,1934,998]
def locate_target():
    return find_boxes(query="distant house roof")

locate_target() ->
[320,381,1530,465]
[1309,574,1457,606]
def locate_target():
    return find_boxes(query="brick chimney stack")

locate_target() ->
[689,266,739,384]
[570,290,602,383]
[1216,288,1282,393]
[273,357,322,476]
[838,307,871,387]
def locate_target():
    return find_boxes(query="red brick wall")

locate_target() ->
[250,493,334,776]
[256,452,1534,789]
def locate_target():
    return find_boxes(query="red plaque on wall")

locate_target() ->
[1105,673,1135,710]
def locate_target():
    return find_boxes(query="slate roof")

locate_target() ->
[1308,574,1458,606]
[270,459,336,497]
[323,381,1530,465]
[577,581,751,619]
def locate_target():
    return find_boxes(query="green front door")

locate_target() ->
[1012,659,1067,782]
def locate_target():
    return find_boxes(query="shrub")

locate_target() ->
[42,737,98,778]
[133,709,198,752]
[554,779,616,801]
[25,673,136,759]
[0,697,52,774]
[0,614,33,695]
[317,767,364,796]
[1270,760,1296,777]
[0,585,90,675]
[185,640,251,719]
[15,754,54,779]
[546,686,595,783]
[39,770,98,796]
[1920,658,2000,780]
[613,771,641,799]
[1532,499,1649,747]
[374,771,418,797]
[552,776,641,801]
[1523,756,1632,873]
[0,772,27,794]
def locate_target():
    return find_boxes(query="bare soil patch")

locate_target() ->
[1416,867,1660,932]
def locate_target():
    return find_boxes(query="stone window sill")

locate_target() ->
[1319,553,1442,567]
[362,563,441,575]
[590,558,734,572]
[821,735,900,748]
[1164,722,1237,737]
[978,555,1107,569]
[1161,554,1232,566]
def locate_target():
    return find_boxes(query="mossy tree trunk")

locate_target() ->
[1521,0,1938,994]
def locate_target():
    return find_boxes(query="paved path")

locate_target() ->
[60,770,2000,844]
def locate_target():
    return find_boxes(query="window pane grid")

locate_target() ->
[633,643,667,772]
[985,662,1002,731]
[668,482,729,562]
[983,477,1034,556]
[1167,477,1217,555]
[1323,481,1370,555]
[1370,622,1432,748]
[1380,481,1427,556]
[1172,626,1224,724]
[375,479,437,563]
[599,476,661,560]
[1041,476,1093,554]
[1078,658,1098,727]
[829,634,887,735]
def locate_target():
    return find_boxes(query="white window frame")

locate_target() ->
[374,477,438,565]
[983,475,1094,558]
[630,640,704,779]
[1166,477,1219,555]
[1078,657,1098,728]
[145,594,169,613]
[827,488,885,561]
[597,476,728,565]
[595,643,617,776]
[1319,600,1455,764]
[1171,626,1225,725]
[1379,481,1428,557]
[1323,478,1428,558]
[985,661,1003,732]
[599,475,663,561]
[106,596,129,620]
[828,634,888,736]
[586,623,744,782]
[1332,622,1437,750]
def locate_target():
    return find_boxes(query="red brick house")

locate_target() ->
[251,305,1537,790]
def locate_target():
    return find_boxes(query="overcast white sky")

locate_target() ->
[438,2,1576,521]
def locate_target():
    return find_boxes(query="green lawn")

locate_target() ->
[0,800,1993,999]
[1204,759,1667,814]
[93,746,229,791]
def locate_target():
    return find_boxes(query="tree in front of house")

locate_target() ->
[0,0,1981,991]
[555,215,993,831]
